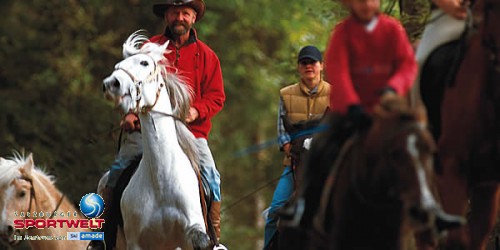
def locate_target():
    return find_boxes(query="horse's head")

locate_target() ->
[103,30,170,114]
[0,154,35,246]
[362,96,442,231]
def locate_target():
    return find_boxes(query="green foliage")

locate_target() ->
[400,0,431,41]
[0,0,428,249]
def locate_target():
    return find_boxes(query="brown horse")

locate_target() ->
[437,0,500,249]
[309,96,463,250]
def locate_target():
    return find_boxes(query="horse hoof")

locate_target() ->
[188,229,211,249]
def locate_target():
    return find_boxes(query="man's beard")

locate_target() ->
[168,21,192,36]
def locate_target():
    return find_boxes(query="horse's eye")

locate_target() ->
[19,191,26,198]
[140,61,149,66]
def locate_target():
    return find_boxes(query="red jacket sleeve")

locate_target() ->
[191,47,225,120]
[325,22,361,114]
[386,21,418,96]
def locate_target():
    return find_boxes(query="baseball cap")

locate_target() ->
[297,45,322,62]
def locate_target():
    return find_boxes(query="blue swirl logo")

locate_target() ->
[79,193,105,218]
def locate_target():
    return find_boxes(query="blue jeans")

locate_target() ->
[195,138,222,202]
[263,166,294,249]
[106,132,143,188]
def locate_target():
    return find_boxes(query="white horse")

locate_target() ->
[0,153,91,250]
[102,31,211,250]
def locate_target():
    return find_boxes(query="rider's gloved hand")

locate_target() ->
[121,113,141,133]
[346,105,371,131]
[379,86,397,97]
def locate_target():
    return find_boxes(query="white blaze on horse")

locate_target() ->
[102,31,212,250]
[0,153,90,250]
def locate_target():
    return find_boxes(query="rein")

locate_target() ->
[23,178,66,221]
[116,60,186,126]
[133,81,188,127]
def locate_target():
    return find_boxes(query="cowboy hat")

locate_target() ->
[153,0,205,21]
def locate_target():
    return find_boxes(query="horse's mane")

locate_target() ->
[0,152,54,187]
[122,30,200,169]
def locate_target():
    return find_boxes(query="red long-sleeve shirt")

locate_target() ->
[150,29,225,139]
[325,15,417,114]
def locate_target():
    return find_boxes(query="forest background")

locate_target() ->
[0,0,429,249]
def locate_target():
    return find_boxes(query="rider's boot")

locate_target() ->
[87,186,113,250]
[210,201,221,240]
[210,201,229,250]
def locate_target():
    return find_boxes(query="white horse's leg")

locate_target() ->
[121,174,144,250]
[176,161,211,249]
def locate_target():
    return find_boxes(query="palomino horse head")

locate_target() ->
[362,96,462,232]
[0,153,38,246]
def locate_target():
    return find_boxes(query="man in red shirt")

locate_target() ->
[149,0,226,242]
[287,0,417,232]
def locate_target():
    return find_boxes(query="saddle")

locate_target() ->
[281,116,324,168]
[420,20,470,142]
[104,157,215,249]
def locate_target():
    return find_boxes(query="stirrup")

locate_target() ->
[213,243,228,250]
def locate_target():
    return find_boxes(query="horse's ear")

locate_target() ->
[21,153,34,178]
[123,30,149,58]
[143,41,171,63]
[161,40,171,55]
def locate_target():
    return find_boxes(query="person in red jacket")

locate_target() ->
[326,0,417,115]
[284,0,417,232]
[149,0,226,242]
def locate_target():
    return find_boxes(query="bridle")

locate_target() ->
[114,55,186,125]
[21,177,65,222]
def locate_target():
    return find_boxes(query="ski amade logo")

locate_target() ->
[79,193,105,218]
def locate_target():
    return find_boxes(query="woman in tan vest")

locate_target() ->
[263,45,330,249]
